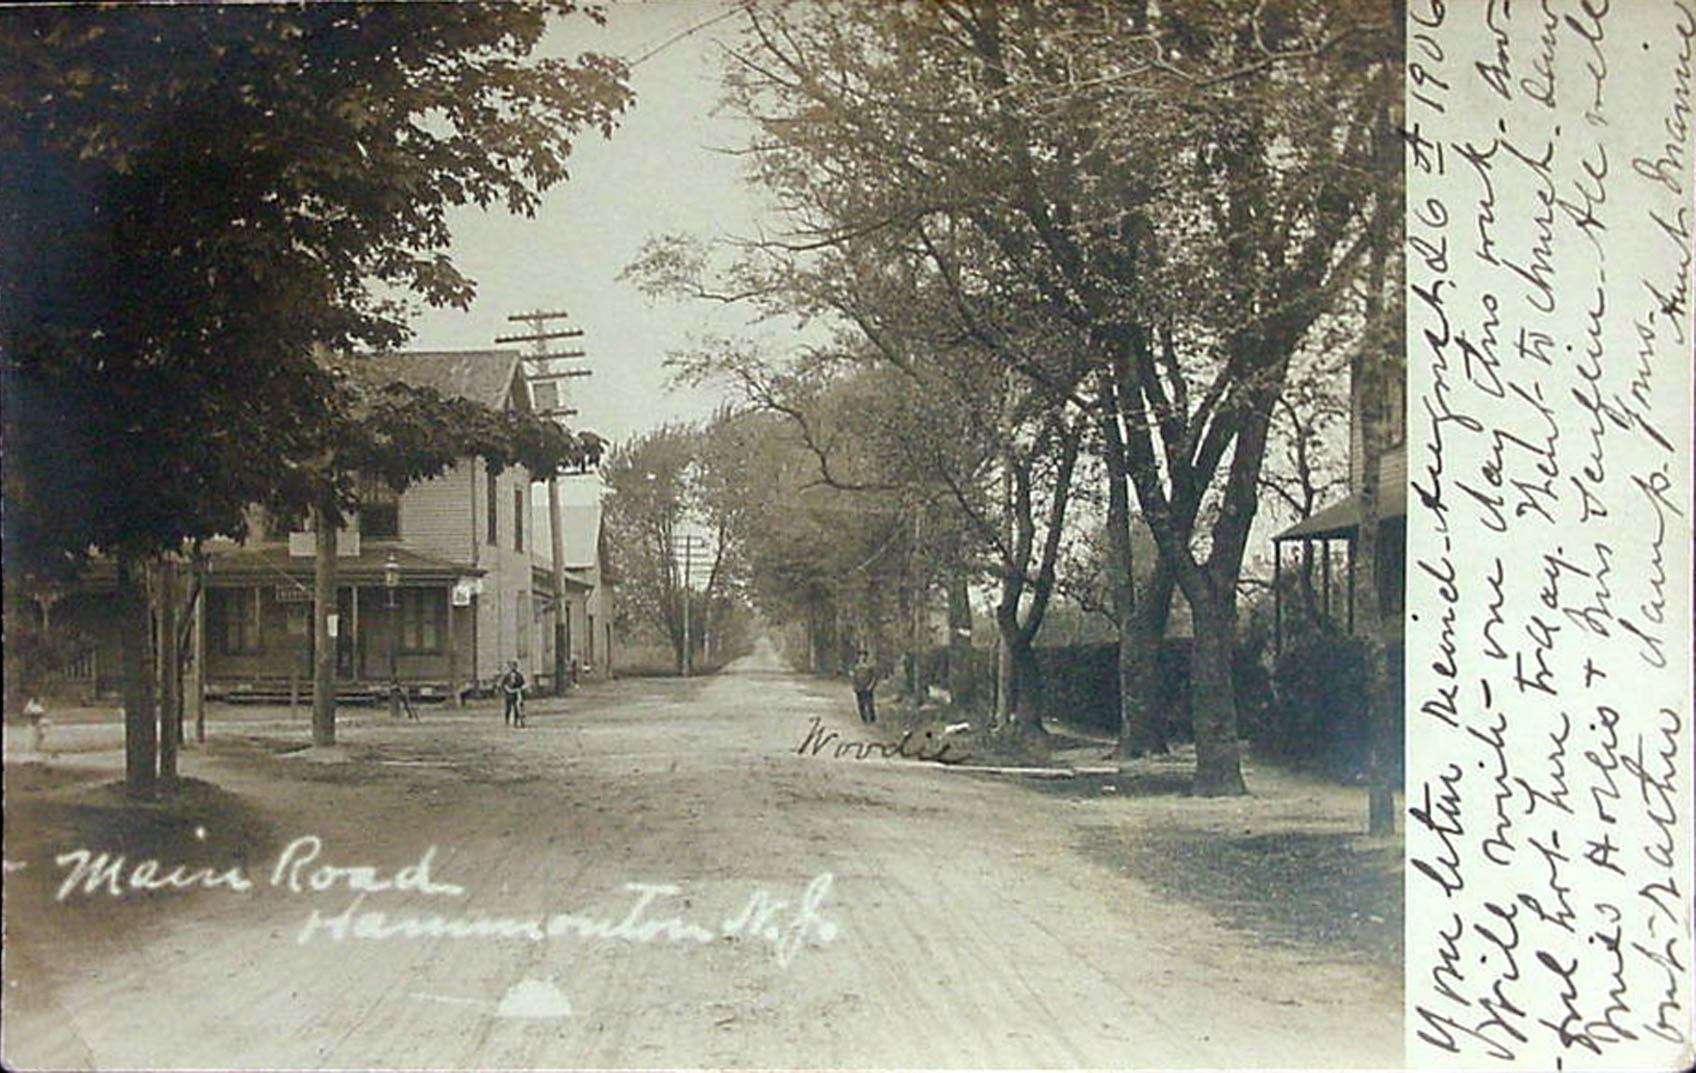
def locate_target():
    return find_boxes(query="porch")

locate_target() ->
[202,545,484,705]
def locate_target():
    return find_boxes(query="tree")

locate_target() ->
[636,231,1092,740]
[602,424,709,674]
[1,2,631,791]
[704,0,1395,793]
[1263,353,1353,627]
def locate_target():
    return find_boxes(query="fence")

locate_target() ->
[918,636,1401,780]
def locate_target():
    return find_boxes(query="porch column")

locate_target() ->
[191,583,206,745]
[446,585,460,708]
[1321,538,1332,621]
[1346,537,1357,634]
[350,586,361,682]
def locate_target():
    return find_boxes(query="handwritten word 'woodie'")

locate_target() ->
[795,716,971,765]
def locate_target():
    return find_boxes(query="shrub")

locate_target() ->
[1263,630,1404,779]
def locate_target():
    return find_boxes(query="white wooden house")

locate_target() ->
[201,350,575,702]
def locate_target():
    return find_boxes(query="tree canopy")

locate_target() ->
[1,2,631,574]
[1,2,629,791]
[632,0,1397,792]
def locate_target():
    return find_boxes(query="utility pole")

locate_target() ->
[682,537,692,678]
[672,533,714,677]
[496,309,591,697]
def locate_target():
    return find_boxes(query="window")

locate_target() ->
[398,589,443,654]
[357,474,400,539]
[514,487,525,551]
[1383,366,1407,449]
[486,467,499,545]
[212,589,262,654]
[1377,516,1407,615]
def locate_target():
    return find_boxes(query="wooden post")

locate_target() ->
[387,582,400,720]
[158,559,180,783]
[118,557,158,794]
[192,581,206,745]
[549,476,569,695]
[311,504,338,747]
[447,585,461,708]
[1346,536,1356,634]
[350,585,361,681]
[1321,537,1332,622]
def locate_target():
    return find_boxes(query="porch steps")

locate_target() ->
[209,681,456,706]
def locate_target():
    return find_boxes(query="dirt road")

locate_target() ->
[3,640,1401,1069]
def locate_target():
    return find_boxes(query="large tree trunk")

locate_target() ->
[158,557,180,784]
[1355,347,1398,834]
[994,594,1048,739]
[946,562,976,708]
[1136,565,1177,755]
[311,502,338,748]
[1188,588,1247,796]
[1102,435,1164,760]
[1114,572,1176,759]
[1009,636,1044,740]
[118,557,158,794]
[993,601,1018,727]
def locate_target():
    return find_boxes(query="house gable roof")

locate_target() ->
[355,349,529,411]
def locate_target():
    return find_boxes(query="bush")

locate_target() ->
[1262,630,1404,779]
[3,620,96,704]
[914,638,1269,746]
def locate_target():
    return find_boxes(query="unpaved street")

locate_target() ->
[4,641,1400,1070]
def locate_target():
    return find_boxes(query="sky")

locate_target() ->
[407,0,775,462]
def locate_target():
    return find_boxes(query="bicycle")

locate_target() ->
[388,679,420,721]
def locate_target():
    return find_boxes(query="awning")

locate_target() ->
[530,562,591,593]
[1275,490,1407,542]
[203,545,483,587]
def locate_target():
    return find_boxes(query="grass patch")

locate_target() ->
[1079,824,1402,964]
[1024,768,1195,799]
[872,700,1118,769]
[4,769,277,911]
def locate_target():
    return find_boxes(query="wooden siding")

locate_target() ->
[398,462,477,561]
[470,463,542,684]
[388,459,550,687]
[204,457,567,692]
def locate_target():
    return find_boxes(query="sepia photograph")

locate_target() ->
[1,1,1685,1070]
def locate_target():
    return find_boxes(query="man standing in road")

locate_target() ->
[499,660,527,727]
[850,652,878,724]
